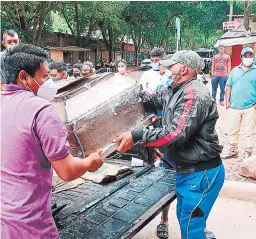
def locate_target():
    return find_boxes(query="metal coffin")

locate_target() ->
[53,73,145,158]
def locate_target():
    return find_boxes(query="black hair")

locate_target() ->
[82,62,93,70]
[150,47,164,58]
[49,61,67,72]
[117,59,127,66]
[73,63,82,71]
[3,29,19,41]
[2,43,49,84]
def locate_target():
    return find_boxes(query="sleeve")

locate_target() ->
[139,89,167,109]
[226,68,234,87]
[132,84,206,149]
[139,72,149,93]
[34,104,70,161]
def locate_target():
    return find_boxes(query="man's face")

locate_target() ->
[218,47,224,54]
[20,61,50,94]
[49,69,68,79]
[82,65,91,74]
[242,52,254,60]
[151,56,161,63]
[168,63,186,81]
[2,34,20,50]
[73,68,81,75]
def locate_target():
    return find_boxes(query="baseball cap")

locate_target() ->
[160,50,205,73]
[241,47,255,56]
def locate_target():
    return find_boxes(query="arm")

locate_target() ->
[133,85,205,149]
[116,86,206,153]
[227,56,231,76]
[225,86,232,109]
[139,90,167,109]
[35,105,103,181]
[225,69,233,109]
[211,56,215,76]
[51,152,102,181]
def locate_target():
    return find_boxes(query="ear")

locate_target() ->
[18,70,28,86]
[181,66,188,75]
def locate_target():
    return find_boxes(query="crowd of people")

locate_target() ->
[1,28,256,239]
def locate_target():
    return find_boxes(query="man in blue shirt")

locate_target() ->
[224,47,256,159]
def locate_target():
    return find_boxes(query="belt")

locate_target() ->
[176,155,222,174]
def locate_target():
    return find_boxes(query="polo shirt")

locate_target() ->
[226,64,256,109]
[1,84,70,238]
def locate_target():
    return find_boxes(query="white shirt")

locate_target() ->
[139,69,162,94]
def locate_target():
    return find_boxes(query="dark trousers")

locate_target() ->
[211,76,227,101]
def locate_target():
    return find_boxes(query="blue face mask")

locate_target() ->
[151,62,160,71]
[164,69,174,86]
[52,78,61,82]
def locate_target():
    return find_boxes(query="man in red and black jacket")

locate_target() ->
[114,50,225,239]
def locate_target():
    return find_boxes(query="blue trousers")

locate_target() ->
[176,164,225,239]
[211,76,227,101]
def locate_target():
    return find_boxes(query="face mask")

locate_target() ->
[73,73,81,78]
[242,58,254,67]
[219,49,224,54]
[118,67,126,74]
[165,69,173,79]
[52,78,61,82]
[7,44,17,51]
[31,77,58,102]
[151,62,160,71]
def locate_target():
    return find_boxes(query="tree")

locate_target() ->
[58,1,99,46]
[1,1,59,45]
[96,1,128,62]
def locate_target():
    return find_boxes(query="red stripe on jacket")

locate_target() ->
[145,84,194,148]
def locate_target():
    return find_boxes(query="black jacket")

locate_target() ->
[132,78,223,168]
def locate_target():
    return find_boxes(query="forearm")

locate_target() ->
[52,154,94,181]
[225,86,231,104]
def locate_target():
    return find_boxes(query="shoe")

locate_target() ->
[222,150,238,159]
[219,100,225,106]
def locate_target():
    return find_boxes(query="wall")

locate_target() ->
[49,50,63,62]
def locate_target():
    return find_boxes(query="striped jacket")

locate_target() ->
[132,78,223,167]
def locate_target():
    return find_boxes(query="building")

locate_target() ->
[45,32,149,65]
[214,16,256,69]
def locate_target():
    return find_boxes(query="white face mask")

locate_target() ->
[151,62,160,71]
[165,69,173,78]
[7,44,17,51]
[242,58,254,67]
[32,78,58,102]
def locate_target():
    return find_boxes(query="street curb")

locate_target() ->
[219,180,256,203]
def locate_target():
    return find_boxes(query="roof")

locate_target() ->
[45,46,90,52]
[214,35,256,47]
[215,18,256,47]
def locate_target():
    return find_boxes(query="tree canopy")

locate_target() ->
[1,1,255,60]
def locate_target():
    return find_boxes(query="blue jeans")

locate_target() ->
[176,164,225,239]
[211,76,227,101]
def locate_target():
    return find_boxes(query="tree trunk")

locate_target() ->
[74,3,81,46]
[35,2,47,45]
[244,0,251,31]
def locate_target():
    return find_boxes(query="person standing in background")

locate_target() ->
[223,47,256,159]
[211,45,231,106]
[1,29,20,89]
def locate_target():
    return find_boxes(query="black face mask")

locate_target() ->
[73,73,81,78]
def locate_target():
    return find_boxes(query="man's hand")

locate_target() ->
[113,132,134,153]
[148,114,158,124]
[226,102,230,109]
[86,150,103,172]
